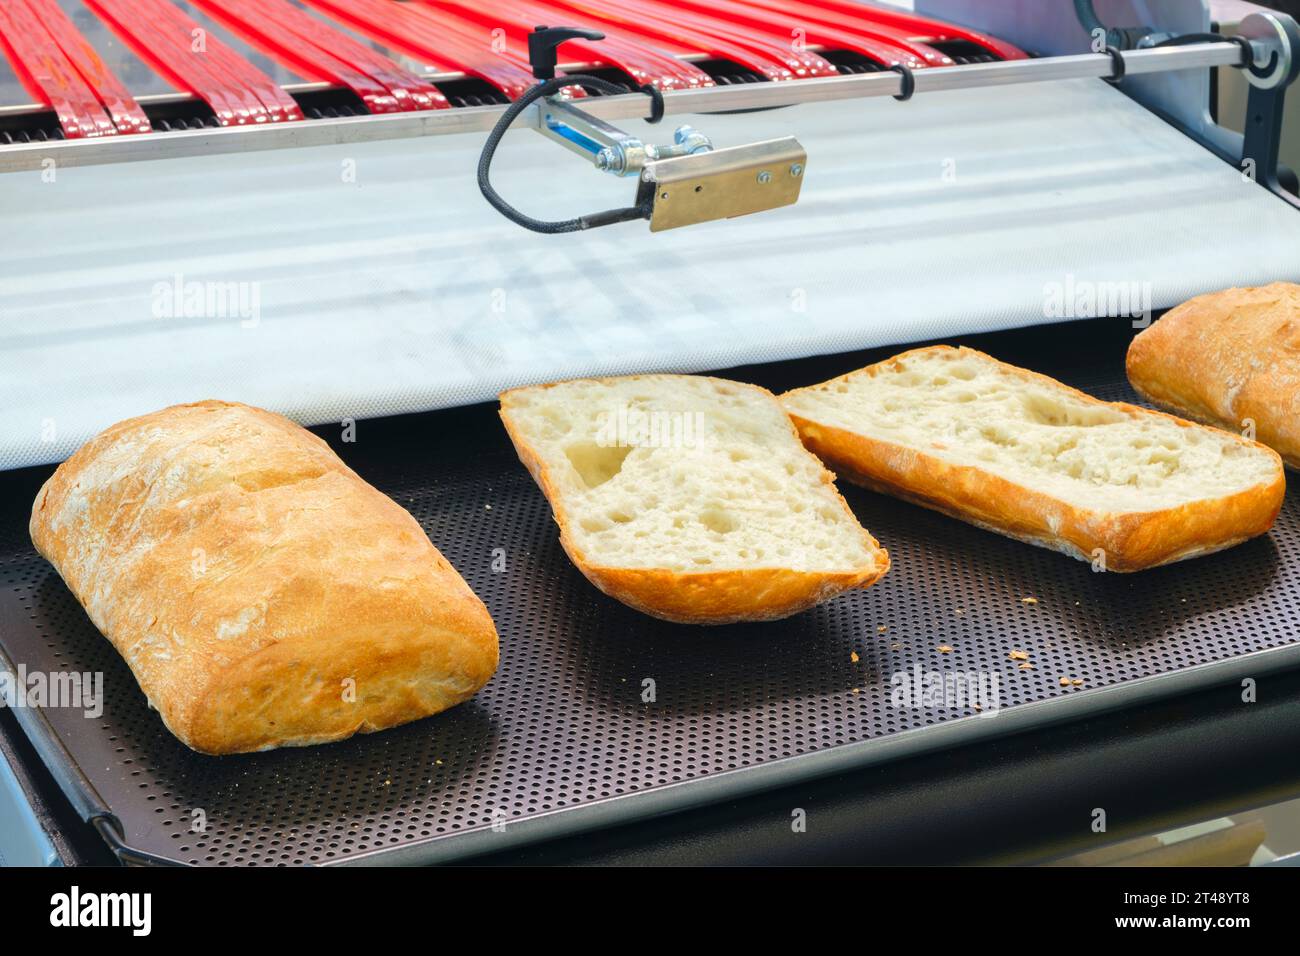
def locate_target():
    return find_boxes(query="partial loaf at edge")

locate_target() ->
[1127,282,1300,469]
[499,374,888,624]
[780,346,1285,572]
[30,401,498,755]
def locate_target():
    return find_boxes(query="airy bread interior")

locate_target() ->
[781,347,1279,513]
[501,376,881,573]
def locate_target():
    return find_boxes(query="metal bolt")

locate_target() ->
[595,147,617,172]
[790,163,804,178]
[757,170,772,184]
[672,124,713,155]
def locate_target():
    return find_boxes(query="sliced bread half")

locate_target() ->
[780,346,1285,572]
[499,375,889,623]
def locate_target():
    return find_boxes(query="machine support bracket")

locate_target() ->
[1237,12,1300,206]
[476,26,807,234]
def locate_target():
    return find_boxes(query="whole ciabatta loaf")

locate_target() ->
[30,401,498,755]
[781,347,1285,572]
[1127,282,1300,469]
[499,375,888,624]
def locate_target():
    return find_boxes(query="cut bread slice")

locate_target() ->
[499,375,889,624]
[780,346,1285,572]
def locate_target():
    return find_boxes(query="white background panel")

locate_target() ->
[2,78,1299,470]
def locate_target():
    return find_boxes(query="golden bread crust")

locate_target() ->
[29,401,498,754]
[1127,282,1300,469]
[783,347,1285,573]
[499,376,888,624]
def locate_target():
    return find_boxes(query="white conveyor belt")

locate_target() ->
[2,77,1298,471]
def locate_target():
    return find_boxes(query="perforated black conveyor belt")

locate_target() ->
[0,316,1297,866]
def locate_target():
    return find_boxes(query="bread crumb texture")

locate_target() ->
[500,375,888,623]
[783,347,1278,512]
[782,346,1285,571]
[503,376,879,572]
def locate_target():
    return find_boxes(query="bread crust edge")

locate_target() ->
[29,400,500,755]
[1126,285,1300,471]
[781,346,1286,573]
[499,376,889,624]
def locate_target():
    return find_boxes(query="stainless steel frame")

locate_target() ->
[0,40,1258,173]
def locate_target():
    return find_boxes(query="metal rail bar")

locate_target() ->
[0,42,1249,173]
[0,54,713,118]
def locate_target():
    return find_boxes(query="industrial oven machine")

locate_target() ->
[1,0,1300,867]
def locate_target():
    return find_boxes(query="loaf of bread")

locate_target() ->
[780,346,1285,572]
[499,375,888,624]
[29,401,498,755]
[1127,282,1300,469]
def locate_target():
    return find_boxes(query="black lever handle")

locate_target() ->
[528,25,605,81]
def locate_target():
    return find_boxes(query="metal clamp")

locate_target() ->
[1078,2,1299,205]
[1103,46,1126,84]
[1238,11,1298,90]
[519,92,806,232]
[1074,0,1170,50]
[538,97,713,178]
[635,138,806,233]
[477,25,807,234]
[1237,12,1300,205]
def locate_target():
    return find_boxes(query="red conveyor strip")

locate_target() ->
[2,0,1028,139]
[429,0,714,91]
[802,0,1028,61]
[192,0,397,113]
[255,0,447,110]
[0,0,115,138]
[83,0,303,125]
[83,0,251,125]
[535,0,840,80]
[669,0,952,66]
[301,0,542,100]
[190,0,447,113]
[165,0,304,123]
[138,0,299,123]
[20,0,151,133]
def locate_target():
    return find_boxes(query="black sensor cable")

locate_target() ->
[477,76,665,234]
